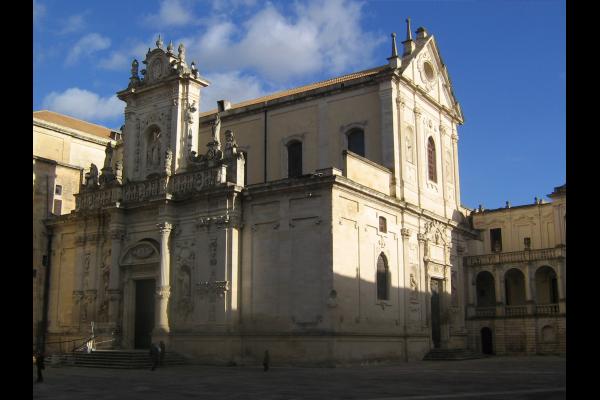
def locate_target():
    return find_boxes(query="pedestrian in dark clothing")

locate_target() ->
[263,350,270,372]
[36,352,45,382]
[159,341,166,366]
[149,343,159,371]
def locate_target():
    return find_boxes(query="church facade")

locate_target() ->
[41,26,565,364]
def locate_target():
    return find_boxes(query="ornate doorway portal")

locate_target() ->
[134,279,155,349]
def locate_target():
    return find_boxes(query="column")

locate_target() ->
[155,222,173,334]
[397,97,406,200]
[524,264,534,315]
[556,259,566,314]
[108,225,125,327]
[466,266,475,318]
[417,233,427,329]
[72,234,85,328]
[494,266,505,317]
[400,227,411,360]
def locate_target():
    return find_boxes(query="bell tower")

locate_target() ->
[117,36,209,182]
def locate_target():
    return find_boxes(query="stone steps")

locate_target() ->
[423,348,486,361]
[53,350,188,369]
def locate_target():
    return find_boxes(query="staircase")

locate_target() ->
[54,350,188,369]
[423,348,486,361]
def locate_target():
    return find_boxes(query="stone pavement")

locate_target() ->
[33,356,565,400]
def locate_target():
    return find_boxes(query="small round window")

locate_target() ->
[424,61,435,81]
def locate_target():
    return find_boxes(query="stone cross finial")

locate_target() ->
[156,34,163,49]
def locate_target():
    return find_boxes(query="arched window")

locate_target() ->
[476,271,496,307]
[347,128,365,157]
[427,137,437,182]
[287,141,302,178]
[504,268,526,306]
[376,253,390,301]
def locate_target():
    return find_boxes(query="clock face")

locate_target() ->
[151,59,163,80]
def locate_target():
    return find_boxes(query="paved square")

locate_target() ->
[33,356,565,400]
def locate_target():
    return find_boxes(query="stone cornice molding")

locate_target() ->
[33,119,115,147]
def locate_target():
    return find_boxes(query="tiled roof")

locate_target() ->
[33,110,117,140]
[199,65,388,117]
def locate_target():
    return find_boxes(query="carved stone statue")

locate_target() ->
[85,164,99,188]
[131,59,139,78]
[211,113,221,141]
[186,100,197,124]
[406,132,414,163]
[164,147,173,175]
[103,142,114,169]
[147,129,161,167]
[409,273,418,303]
[178,43,186,62]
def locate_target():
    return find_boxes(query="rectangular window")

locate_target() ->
[379,216,387,233]
[55,185,62,196]
[53,199,62,215]
[490,228,502,252]
[523,237,531,250]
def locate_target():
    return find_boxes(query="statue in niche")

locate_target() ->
[406,131,414,164]
[83,254,91,290]
[445,149,453,183]
[147,129,161,167]
[177,265,192,320]
[186,100,197,124]
[409,273,418,303]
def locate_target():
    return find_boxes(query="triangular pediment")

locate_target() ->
[400,36,464,122]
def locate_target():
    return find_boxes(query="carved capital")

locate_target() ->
[156,286,171,299]
[401,228,411,237]
[451,133,459,143]
[417,233,427,243]
[157,222,173,235]
[413,107,422,118]
[110,228,126,240]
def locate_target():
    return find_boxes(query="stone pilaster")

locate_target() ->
[108,226,125,325]
[72,234,85,328]
[379,80,401,197]
[494,267,505,317]
[413,107,423,208]
[451,131,461,208]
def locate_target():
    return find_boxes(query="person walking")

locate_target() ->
[35,351,45,383]
[159,341,166,367]
[149,343,159,371]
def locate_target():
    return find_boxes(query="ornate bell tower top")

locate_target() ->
[117,37,210,182]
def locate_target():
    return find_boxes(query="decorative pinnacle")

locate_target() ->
[391,33,398,58]
[156,34,163,49]
[406,18,413,41]
[167,41,174,53]
[178,43,186,61]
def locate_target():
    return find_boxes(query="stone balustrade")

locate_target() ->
[468,303,561,319]
[474,307,496,318]
[75,165,229,211]
[464,246,565,267]
[535,303,560,315]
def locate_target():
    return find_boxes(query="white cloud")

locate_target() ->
[98,51,130,70]
[58,13,87,35]
[66,33,111,65]
[42,88,124,122]
[210,0,257,12]
[199,71,267,112]
[144,0,195,28]
[183,0,384,83]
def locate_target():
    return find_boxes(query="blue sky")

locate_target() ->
[33,0,565,210]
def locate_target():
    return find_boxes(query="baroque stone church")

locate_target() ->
[42,23,565,364]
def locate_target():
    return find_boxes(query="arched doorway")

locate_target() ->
[504,268,526,305]
[481,327,493,355]
[535,266,558,304]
